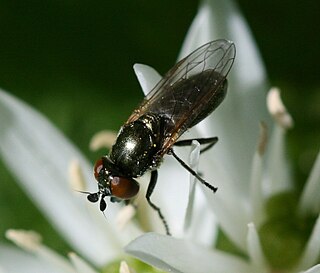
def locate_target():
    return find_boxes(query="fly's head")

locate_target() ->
[87,156,140,212]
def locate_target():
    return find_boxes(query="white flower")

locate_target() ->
[2,229,98,273]
[0,0,319,273]
[0,85,147,272]
[0,76,142,271]
[125,0,320,273]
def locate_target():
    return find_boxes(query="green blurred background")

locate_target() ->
[0,0,319,255]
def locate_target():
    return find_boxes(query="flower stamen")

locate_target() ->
[119,260,136,273]
[89,130,118,151]
[267,87,294,129]
[69,159,87,192]
[5,229,42,252]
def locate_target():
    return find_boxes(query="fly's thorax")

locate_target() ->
[109,113,162,177]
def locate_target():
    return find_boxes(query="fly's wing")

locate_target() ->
[127,39,236,154]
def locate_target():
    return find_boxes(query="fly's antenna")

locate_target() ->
[76,190,100,203]
[77,190,108,217]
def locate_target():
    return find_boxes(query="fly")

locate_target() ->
[86,39,236,235]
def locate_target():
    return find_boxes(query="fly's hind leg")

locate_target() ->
[170,136,219,192]
[174,136,218,154]
[169,148,218,193]
[146,170,171,235]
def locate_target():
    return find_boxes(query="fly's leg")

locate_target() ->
[174,136,218,154]
[146,170,171,235]
[169,148,218,192]
[174,136,218,177]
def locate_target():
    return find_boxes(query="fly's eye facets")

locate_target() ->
[110,176,140,200]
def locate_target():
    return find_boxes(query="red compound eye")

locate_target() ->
[110,176,140,200]
[93,158,104,180]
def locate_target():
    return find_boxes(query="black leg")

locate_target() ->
[174,136,218,154]
[169,148,218,193]
[146,170,171,235]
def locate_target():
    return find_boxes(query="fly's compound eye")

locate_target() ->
[94,158,104,180]
[110,176,140,200]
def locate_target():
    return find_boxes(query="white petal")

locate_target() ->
[135,156,190,235]
[181,0,267,89]
[6,229,75,273]
[249,122,267,224]
[249,152,265,224]
[265,125,292,195]
[133,64,162,96]
[68,253,98,273]
[0,244,65,273]
[132,0,270,247]
[125,233,253,273]
[246,223,267,269]
[116,204,137,230]
[170,0,270,252]
[180,0,270,194]
[202,186,250,251]
[228,5,267,90]
[184,198,217,247]
[296,214,320,271]
[0,89,140,266]
[178,1,214,59]
[264,88,294,195]
[301,264,320,273]
[142,144,217,241]
[299,150,320,215]
[183,141,217,246]
[135,143,215,238]
[183,141,200,232]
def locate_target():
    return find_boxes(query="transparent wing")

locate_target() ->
[127,39,236,153]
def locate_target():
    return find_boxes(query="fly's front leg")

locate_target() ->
[146,170,171,235]
[174,136,218,153]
